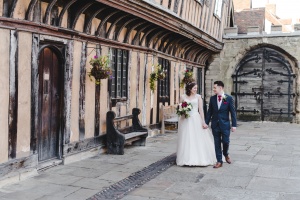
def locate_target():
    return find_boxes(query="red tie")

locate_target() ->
[218,95,222,102]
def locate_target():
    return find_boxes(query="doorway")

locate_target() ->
[233,47,295,122]
[38,47,63,161]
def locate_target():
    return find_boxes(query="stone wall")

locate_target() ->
[205,31,300,123]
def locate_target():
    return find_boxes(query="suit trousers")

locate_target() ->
[212,125,230,163]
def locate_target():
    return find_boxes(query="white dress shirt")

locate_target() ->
[217,92,224,109]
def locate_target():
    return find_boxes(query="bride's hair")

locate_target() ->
[185,82,197,96]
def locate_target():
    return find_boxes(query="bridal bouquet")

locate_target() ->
[176,101,193,118]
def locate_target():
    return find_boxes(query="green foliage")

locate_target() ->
[149,64,167,91]
[87,55,112,85]
[180,69,195,88]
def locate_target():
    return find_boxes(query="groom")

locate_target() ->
[204,81,237,168]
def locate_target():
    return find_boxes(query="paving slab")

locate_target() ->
[278,193,300,200]
[63,188,99,200]
[247,177,300,193]
[0,122,299,200]
[254,165,291,179]
[70,178,114,190]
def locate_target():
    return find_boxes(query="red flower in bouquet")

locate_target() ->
[182,101,188,107]
[176,101,193,118]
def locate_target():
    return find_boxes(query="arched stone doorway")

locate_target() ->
[232,47,296,122]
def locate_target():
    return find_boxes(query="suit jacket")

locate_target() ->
[205,94,237,130]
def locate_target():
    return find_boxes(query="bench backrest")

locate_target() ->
[161,105,178,120]
[106,108,147,134]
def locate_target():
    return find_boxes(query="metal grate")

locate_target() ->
[88,153,176,200]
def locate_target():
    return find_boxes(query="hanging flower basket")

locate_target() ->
[180,69,195,88]
[149,64,167,91]
[157,72,166,80]
[88,55,112,85]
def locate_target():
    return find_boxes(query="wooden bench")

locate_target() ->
[106,108,148,155]
[161,105,178,134]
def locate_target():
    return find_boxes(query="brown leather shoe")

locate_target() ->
[213,162,223,168]
[225,156,232,164]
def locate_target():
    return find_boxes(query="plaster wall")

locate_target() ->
[16,32,32,158]
[0,29,10,163]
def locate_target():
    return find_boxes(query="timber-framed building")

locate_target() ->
[0,0,234,182]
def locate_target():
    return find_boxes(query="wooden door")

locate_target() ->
[38,47,62,161]
[232,47,295,122]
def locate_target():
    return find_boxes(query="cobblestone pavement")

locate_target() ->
[0,122,300,200]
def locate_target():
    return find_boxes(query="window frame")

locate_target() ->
[214,0,223,19]
[197,0,204,6]
[157,57,171,102]
[110,48,129,106]
[197,68,203,95]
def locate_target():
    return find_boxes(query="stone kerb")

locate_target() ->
[224,27,238,36]
[247,26,260,35]
[271,25,282,33]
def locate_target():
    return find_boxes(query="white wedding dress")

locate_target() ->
[176,94,216,166]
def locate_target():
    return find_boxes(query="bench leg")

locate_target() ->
[131,137,147,146]
[107,143,124,155]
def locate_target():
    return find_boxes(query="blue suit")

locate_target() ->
[205,94,237,163]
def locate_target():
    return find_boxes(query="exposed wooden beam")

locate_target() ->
[153,31,171,50]
[8,30,18,159]
[140,26,160,46]
[79,42,87,141]
[131,24,152,45]
[71,2,95,30]
[0,17,207,66]
[163,36,178,53]
[95,10,120,37]
[94,44,101,137]
[25,0,38,20]
[106,14,130,39]
[84,7,108,34]
[58,0,77,27]
[123,21,146,43]
[114,18,139,41]
[184,44,199,60]
[44,0,58,24]
[147,29,165,48]
[97,0,223,52]
[3,0,18,18]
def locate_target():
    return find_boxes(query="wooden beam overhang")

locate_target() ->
[0,17,206,67]
[2,0,223,66]
[97,0,223,52]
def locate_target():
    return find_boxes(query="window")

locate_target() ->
[214,0,223,18]
[158,58,170,101]
[197,68,203,94]
[156,57,170,123]
[110,48,128,101]
[197,0,204,5]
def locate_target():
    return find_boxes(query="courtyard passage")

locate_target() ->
[0,122,300,200]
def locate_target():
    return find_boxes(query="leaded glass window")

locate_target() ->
[214,0,223,18]
[111,48,128,100]
[197,68,203,94]
[158,58,170,101]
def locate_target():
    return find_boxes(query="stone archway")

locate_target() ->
[232,47,296,122]
[205,36,300,123]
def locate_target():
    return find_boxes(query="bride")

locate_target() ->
[176,82,216,166]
